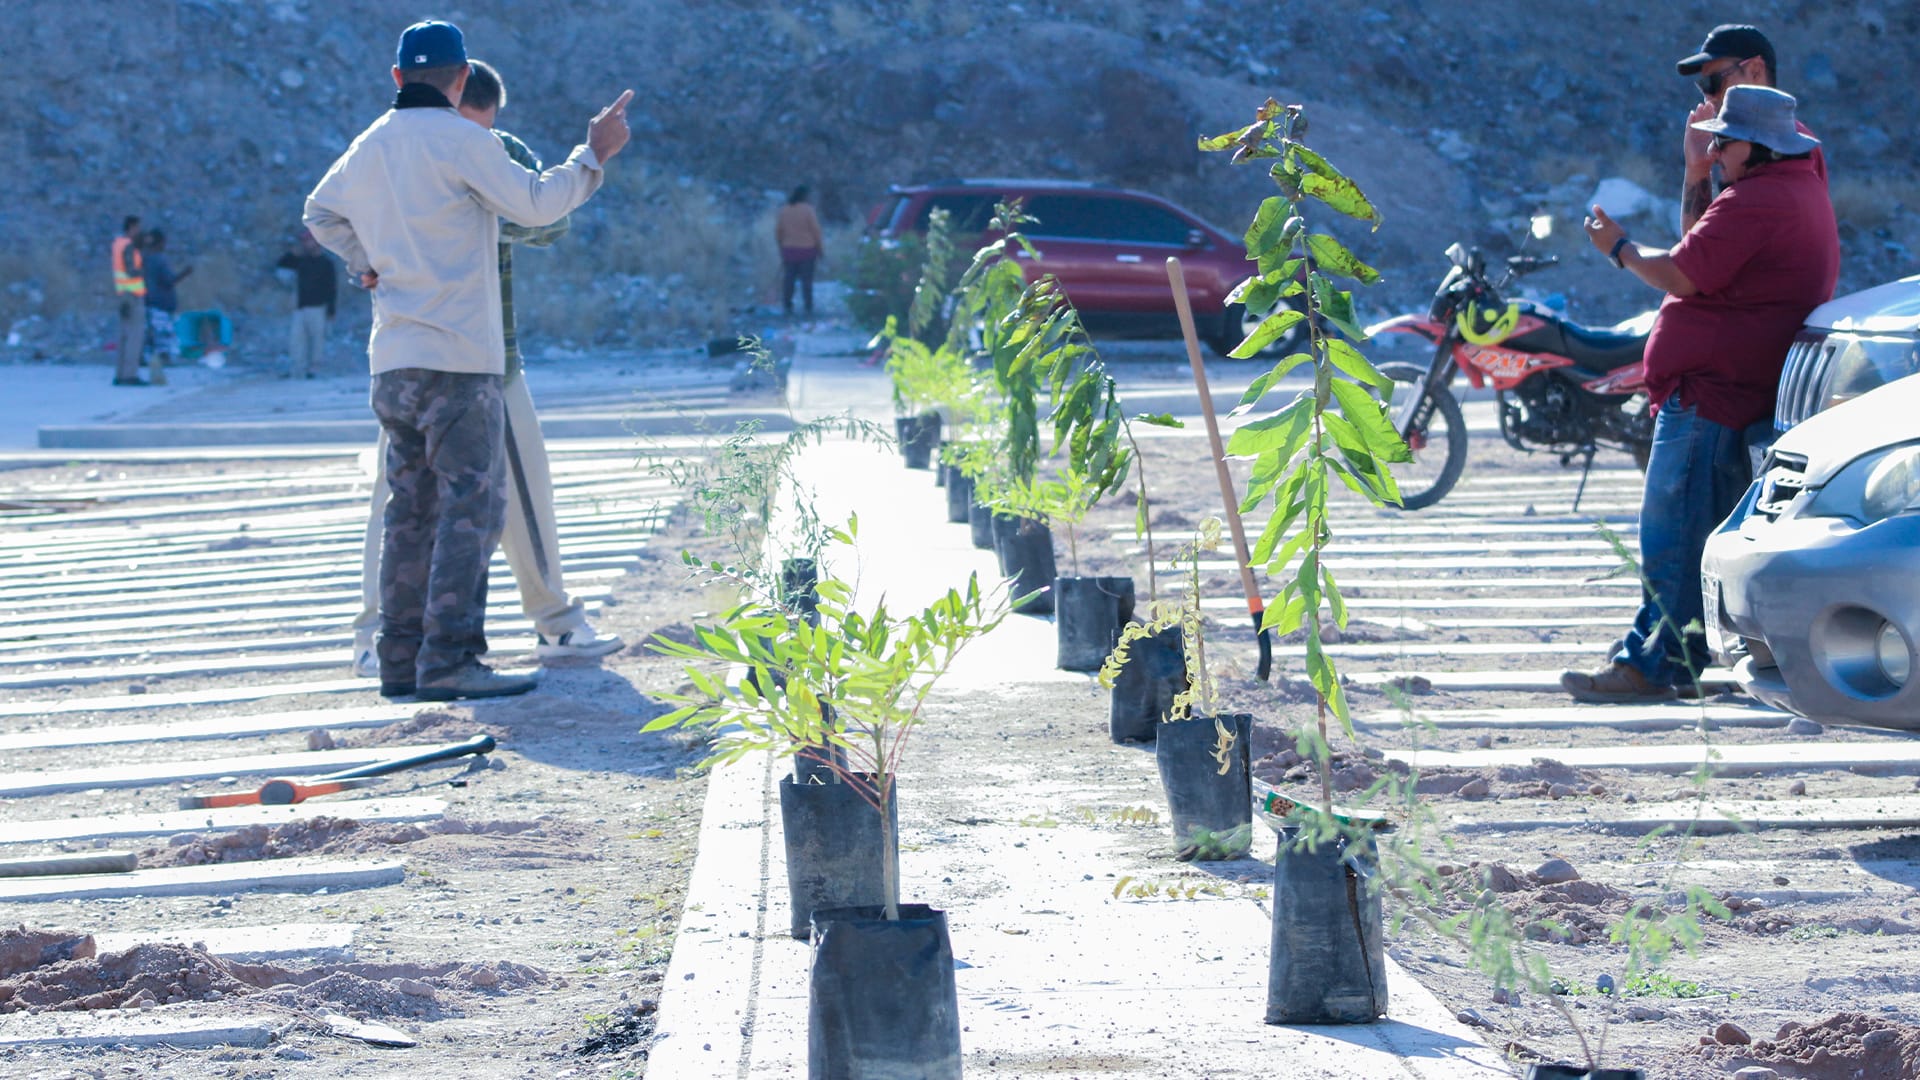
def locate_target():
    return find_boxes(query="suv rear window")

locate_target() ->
[1025,195,1191,246]
[904,193,1000,234]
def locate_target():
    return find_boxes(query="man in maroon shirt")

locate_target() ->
[1566,84,1839,703]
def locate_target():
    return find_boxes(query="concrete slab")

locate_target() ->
[1349,669,1741,693]
[0,704,419,751]
[1,797,448,845]
[1451,795,1920,835]
[94,922,360,962]
[0,857,406,901]
[0,742,460,796]
[0,1013,275,1049]
[37,406,794,447]
[1390,739,1920,775]
[1358,704,1790,731]
[0,678,370,718]
[1199,594,1635,612]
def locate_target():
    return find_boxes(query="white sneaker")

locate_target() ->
[535,624,624,660]
[352,628,379,678]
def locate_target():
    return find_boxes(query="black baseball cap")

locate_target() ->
[1676,24,1776,77]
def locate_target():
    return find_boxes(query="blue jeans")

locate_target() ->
[1614,400,1750,687]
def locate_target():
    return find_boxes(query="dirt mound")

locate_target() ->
[0,928,95,980]
[1704,1012,1920,1080]
[0,943,250,1013]
[345,709,495,748]
[0,937,553,1019]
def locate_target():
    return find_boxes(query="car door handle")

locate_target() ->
[1115,254,1142,263]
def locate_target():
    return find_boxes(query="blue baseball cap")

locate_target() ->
[395,20,466,70]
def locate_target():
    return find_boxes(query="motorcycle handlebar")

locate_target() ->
[1507,254,1559,275]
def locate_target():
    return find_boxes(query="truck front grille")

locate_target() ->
[1775,331,1836,431]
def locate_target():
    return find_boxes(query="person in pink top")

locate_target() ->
[1567,85,1839,705]
[775,185,825,318]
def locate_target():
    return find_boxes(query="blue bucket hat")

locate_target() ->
[1690,85,1819,156]
[395,20,466,70]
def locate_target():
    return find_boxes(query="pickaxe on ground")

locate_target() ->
[179,733,497,809]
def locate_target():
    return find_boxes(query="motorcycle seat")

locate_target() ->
[1555,320,1647,371]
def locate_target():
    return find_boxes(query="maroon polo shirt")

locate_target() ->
[1644,155,1839,429]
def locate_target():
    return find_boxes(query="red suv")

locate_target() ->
[867,179,1299,358]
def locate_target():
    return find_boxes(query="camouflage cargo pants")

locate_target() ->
[370,369,507,685]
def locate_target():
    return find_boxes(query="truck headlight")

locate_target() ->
[1824,336,1920,412]
[1807,442,1920,525]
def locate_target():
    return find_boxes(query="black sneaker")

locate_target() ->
[416,661,538,701]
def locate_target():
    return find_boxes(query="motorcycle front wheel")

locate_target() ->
[1379,362,1467,510]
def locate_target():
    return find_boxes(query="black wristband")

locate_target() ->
[1608,235,1631,269]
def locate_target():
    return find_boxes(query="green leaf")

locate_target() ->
[1133,412,1184,428]
[1328,379,1413,464]
[1228,309,1305,359]
[1198,122,1260,153]
[1301,171,1381,226]
[1325,339,1394,393]
[1309,275,1370,342]
[1228,352,1313,417]
[1304,233,1381,285]
[1244,197,1290,258]
[1224,396,1312,458]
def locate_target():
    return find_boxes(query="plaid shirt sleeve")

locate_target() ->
[495,130,571,249]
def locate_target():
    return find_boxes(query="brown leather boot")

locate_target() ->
[1560,662,1677,704]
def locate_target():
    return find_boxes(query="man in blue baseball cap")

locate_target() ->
[304,20,633,702]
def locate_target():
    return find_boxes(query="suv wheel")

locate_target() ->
[1212,297,1308,360]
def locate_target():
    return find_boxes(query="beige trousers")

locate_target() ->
[114,297,146,381]
[355,371,584,639]
[290,306,327,377]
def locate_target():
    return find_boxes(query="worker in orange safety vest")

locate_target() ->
[111,215,148,386]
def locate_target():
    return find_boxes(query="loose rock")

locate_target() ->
[1458,777,1490,800]
[1786,717,1825,736]
[1716,1021,1753,1045]
[1788,779,1807,796]
[1533,858,1579,885]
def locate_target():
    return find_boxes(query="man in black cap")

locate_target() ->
[304,19,633,702]
[1675,24,1826,231]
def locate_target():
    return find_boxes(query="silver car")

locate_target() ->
[1704,372,1920,726]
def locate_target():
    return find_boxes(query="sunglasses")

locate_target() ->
[1696,57,1756,96]
[1709,134,1746,152]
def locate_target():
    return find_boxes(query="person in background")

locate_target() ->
[276,230,338,379]
[775,184,824,318]
[303,18,630,702]
[1565,86,1838,705]
[140,229,191,387]
[110,215,147,386]
[350,58,623,680]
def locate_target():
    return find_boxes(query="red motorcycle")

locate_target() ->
[1368,238,1654,510]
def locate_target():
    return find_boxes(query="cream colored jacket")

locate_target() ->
[304,104,603,376]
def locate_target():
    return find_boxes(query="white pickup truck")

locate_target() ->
[1702,273,1920,727]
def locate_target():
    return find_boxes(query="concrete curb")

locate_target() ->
[37,409,795,448]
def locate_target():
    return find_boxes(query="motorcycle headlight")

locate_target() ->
[1808,442,1920,525]
[1822,336,1920,412]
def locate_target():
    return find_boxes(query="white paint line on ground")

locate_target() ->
[0,703,422,751]
[1278,640,1611,659]
[1390,739,1920,775]
[0,649,358,690]
[0,857,406,902]
[1198,594,1634,612]
[1,797,447,846]
[93,922,360,963]
[1451,795,1920,835]
[1357,704,1788,731]
[1193,572,1641,592]
[0,742,458,796]
[0,678,371,718]
[1348,669,1740,693]
[0,554,638,608]
[1116,520,1638,539]
[0,586,609,637]
[0,1014,275,1050]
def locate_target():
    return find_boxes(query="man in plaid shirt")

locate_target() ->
[352,59,623,677]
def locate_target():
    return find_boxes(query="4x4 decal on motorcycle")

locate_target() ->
[1459,344,1573,384]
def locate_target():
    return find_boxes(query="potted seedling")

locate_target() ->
[648,527,1009,1078]
[1198,100,1414,1025]
[1100,518,1253,860]
[991,468,1137,670]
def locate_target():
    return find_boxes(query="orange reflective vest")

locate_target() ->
[111,235,145,297]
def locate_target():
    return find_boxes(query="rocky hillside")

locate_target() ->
[4,0,1916,365]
